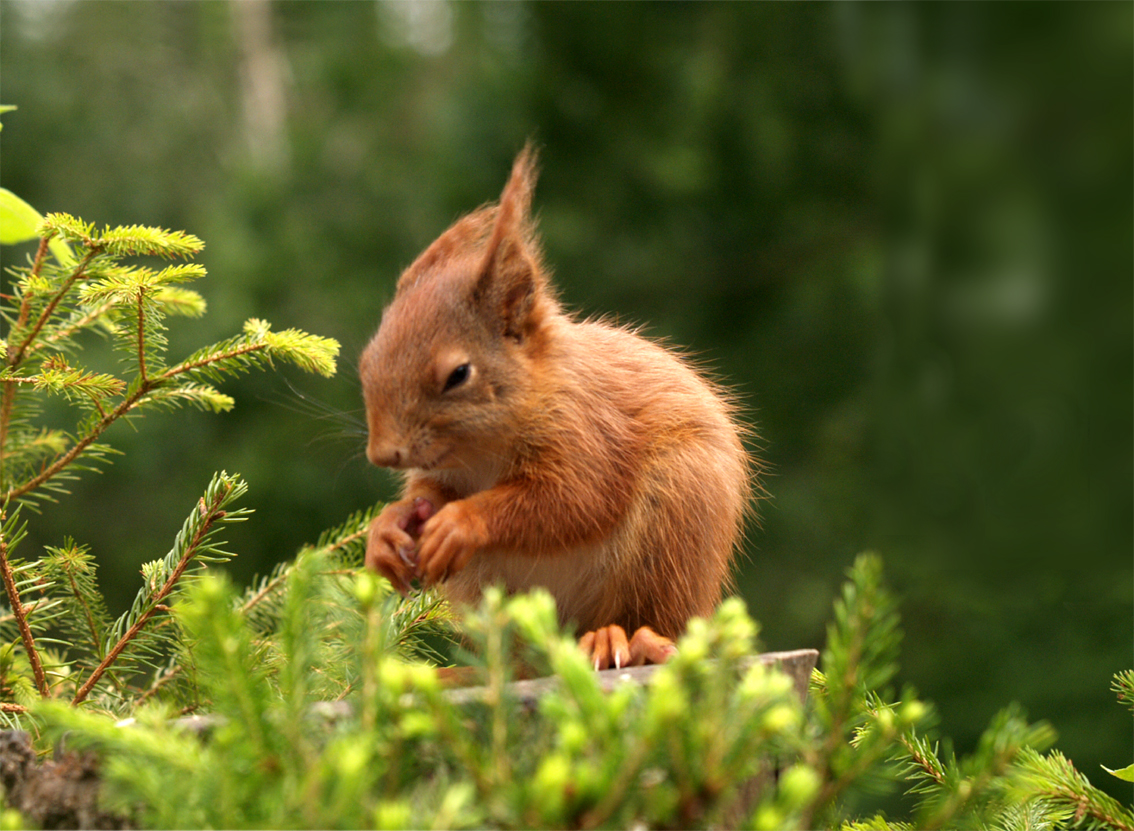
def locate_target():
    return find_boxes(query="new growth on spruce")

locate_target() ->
[0,201,340,719]
[2,213,337,506]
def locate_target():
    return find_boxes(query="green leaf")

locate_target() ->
[1102,763,1134,782]
[1,194,75,265]
[0,188,42,245]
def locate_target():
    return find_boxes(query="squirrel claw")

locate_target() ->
[580,625,675,670]
[397,544,417,568]
[366,498,435,596]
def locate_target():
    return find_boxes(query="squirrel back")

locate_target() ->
[361,146,755,639]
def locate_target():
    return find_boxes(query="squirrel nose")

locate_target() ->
[367,443,408,469]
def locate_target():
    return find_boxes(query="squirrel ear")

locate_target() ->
[474,144,544,340]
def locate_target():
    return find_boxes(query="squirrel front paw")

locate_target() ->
[416,500,489,586]
[365,497,435,594]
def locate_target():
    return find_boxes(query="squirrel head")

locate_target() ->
[360,144,560,476]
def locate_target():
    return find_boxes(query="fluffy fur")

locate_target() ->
[362,145,755,645]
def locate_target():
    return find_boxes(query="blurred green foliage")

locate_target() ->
[32,554,1132,830]
[1,0,1129,803]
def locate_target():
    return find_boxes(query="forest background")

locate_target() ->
[1,0,1130,805]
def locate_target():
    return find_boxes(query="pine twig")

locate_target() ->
[0,518,49,698]
[5,379,149,502]
[1015,749,1134,831]
[6,335,285,504]
[158,341,267,381]
[71,481,235,705]
[60,558,108,663]
[8,247,99,371]
[135,664,182,706]
[239,568,290,617]
[29,299,116,356]
[136,292,148,383]
[11,237,51,335]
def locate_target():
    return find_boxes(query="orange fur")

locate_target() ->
[362,145,757,648]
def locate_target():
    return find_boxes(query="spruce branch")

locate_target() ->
[154,287,206,319]
[2,244,98,486]
[1012,748,1134,831]
[897,731,948,793]
[12,236,51,333]
[892,704,1056,830]
[59,550,103,653]
[29,297,117,355]
[137,292,148,383]
[5,318,337,502]
[40,214,204,260]
[6,247,100,371]
[1113,670,1134,714]
[164,318,339,383]
[801,552,904,827]
[71,472,249,705]
[32,356,126,413]
[40,541,114,680]
[3,214,338,503]
[0,505,47,697]
[237,505,378,633]
[140,382,235,414]
[5,376,151,502]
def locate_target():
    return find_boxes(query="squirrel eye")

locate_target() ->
[443,363,471,392]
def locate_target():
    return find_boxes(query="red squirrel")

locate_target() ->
[362,146,754,669]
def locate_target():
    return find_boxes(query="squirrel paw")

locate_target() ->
[416,500,489,586]
[579,625,677,670]
[365,497,435,594]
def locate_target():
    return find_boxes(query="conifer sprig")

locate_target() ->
[803,552,910,827]
[1113,670,1134,714]
[1012,748,1134,831]
[39,541,114,675]
[1,217,340,505]
[0,207,340,719]
[71,471,249,706]
[39,213,204,260]
[0,505,46,696]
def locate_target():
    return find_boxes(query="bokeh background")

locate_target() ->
[2,0,1130,806]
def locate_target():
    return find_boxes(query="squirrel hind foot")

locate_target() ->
[579,624,677,671]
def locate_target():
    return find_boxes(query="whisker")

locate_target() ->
[260,375,367,433]
[305,426,368,450]
[330,449,369,490]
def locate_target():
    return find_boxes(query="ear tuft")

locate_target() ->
[475,143,548,339]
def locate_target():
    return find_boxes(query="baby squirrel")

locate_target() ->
[362,146,754,669]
